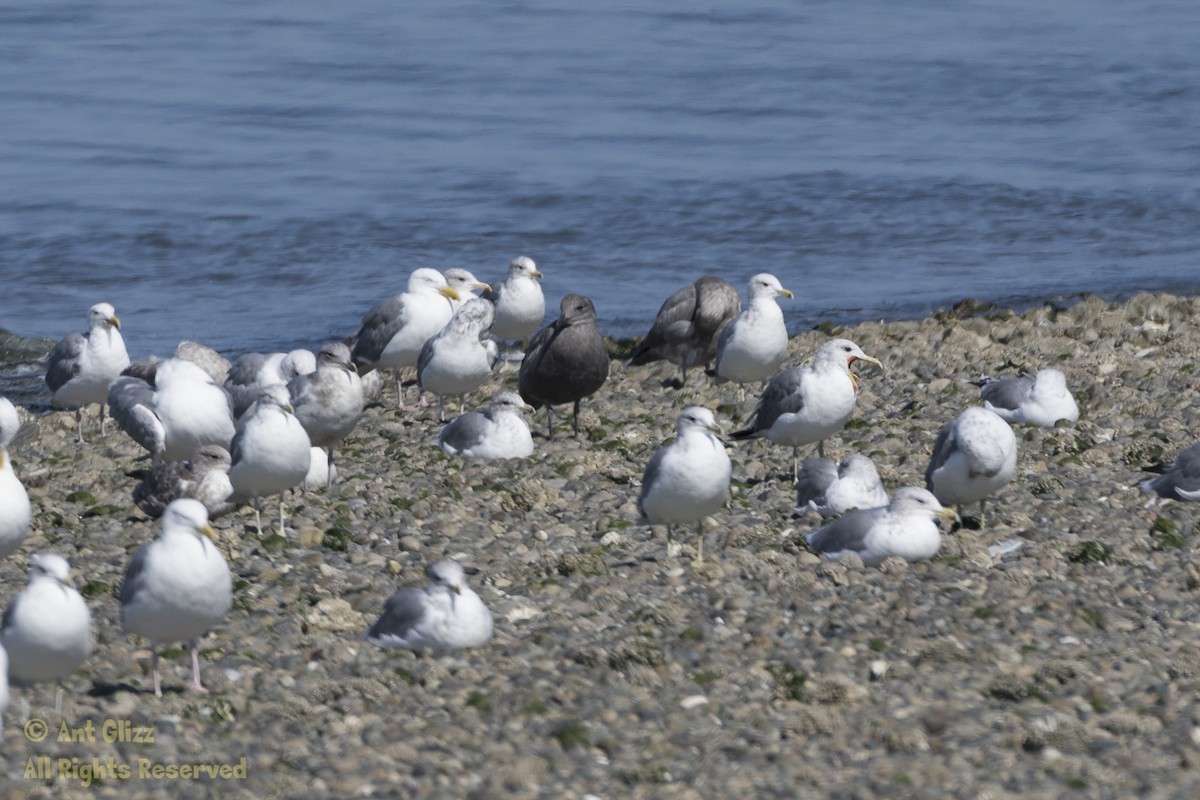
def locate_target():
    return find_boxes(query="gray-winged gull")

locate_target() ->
[304,446,338,490]
[1,553,93,688]
[133,444,235,520]
[437,392,534,461]
[805,487,958,565]
[977,368,1079,428]
[44,302,130,442]
[108,358,236,462]
[630,275,741,386]
[120,499,232,696]
[230,385,312,536]
[484,256,545,345]
[443,268,491,312]
[417,298,498,421]
[350,268,461,408]
[518,293,610,440]
[365,560,494,651]
[288,342,363,485]
[1140,442,1200,503]
[925,406,1018,525]
[173,340,232,384]
[638,406,731,565]
[224,349,316,419]
[714,274,793,388]
[731,339,882,476]
[0,398,32,558]
[795,453,889,518]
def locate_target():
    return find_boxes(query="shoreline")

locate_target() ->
[1,291,1200,796]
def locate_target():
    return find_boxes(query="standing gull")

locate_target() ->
[417,298,499,421]
[288,342,364,485]
[805,487,958,565]
[224,349,316,419]
[925,406,1018,525]
[437,392,534,461]
[795,453,889,519]
[629,276,741,387]
[443,268,492,312]
[731,339,882,477]
[44,302,130,442]
[977,368,1079,428]
[0,398,32,558]
[1,554,93,698]
[350,268,460,408]
[1140,442,1200,503]
[365,560,494,651]
[230,385,312,536]
[518,294,610,439]
[714,274,793,389]
[133,444,235,520]
[638,407,732,565]
[120,499,232,697]
[484,256,545,348]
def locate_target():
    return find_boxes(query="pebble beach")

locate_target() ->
[2,291,1200,799]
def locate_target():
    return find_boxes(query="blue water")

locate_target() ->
[2,0,1199,375]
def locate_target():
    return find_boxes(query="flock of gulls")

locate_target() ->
[3,255,1193,721]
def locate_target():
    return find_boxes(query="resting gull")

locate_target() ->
[120,499,232,696]
[437,392,534,461]
[805,487,958,565]
[224,349,316,419]
[350,268,460,408]
[230,385,312,536]
[795,453,889,518]
[365,560,494,651]
[518,293,610,439]
[484,256,545,345]
[108,358,236,462]
[638,406,731,565]
[977,368,1079,428]
[417,298,499,421]
[0,398,32,558]
[731,339,882,477]
[173,340,232,384]
[925,406,1018,526]
[304,447,338,490]
[1,554,93,693]
[714,274,793,388]
[44,302,130,442]
[629,276,740,386]
[287,342,363,485]
[1140,442,1200,503]
[443,268,491,312]
[133,444,235,520]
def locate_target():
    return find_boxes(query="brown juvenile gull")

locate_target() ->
[0,397,32,558]
[484,256,545,348]
[629,275,741,387]
[805,487,958,565]
[120,499,232,697]
[714,274,793,390]
[44,302,131,442]
[417,298,499,421]
[925,406,1018,526]
[133,444,235,520]
[365,560,494,651]
[976,367,1079,428]
[795,453,890,519]
[518,293,609,439]
[437,392,534,461]
[731,338,882,477]
[350,267,461,408]
[288,342,363,484]
[638,406,731,565]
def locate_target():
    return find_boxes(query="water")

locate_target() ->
[3,0,1199,391]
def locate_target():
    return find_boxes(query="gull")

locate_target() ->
[1140,442,1200,503]
[365,560,494,651]
[795,453,889,518]
[350,268,461,408]
[437,392,534,461]
[805,487,959,565]
[443,268,491,312]
[629,276,741,387]
[638,407,731,565]
[1,554,93,708]
[731,339,883,477]
[518,294,610,439]
[925,406,1018,526]
[225,349,316,419]
[714,274,793,390]
[304,447,338,490]
[44,302,130,442]
[0,643,7,722]
[417,298,499,421]
[0,398,32,557]
[229,385,312,536]
[288,342,363,485]
[484,256,545,348]
[120,499,232,697]
[977,368,1079,428]
[133,444,235,520]
[173,340,232,384]
[107,358,236,463]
